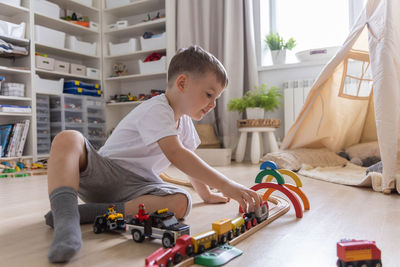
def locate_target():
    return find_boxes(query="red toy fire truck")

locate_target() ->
[337,239,382,267]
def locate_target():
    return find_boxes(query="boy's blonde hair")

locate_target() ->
[168,45,228,88]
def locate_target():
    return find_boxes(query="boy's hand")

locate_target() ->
[221,181,263,213]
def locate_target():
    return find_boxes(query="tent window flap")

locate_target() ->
[339,51,373,100]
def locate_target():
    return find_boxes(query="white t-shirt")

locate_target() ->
[98,94,201,182]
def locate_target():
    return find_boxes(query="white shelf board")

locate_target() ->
[36,69,101,81]
[107,101,144,107]
[104,18,166,38]
[104,0,165,17]
[105,72,166,82]
[34,13,99,36]
[46,0,100,18]
[35,43,100,60]
[0,2,29,16]
[0,66,30,74]
[0,35,29,46]
[0,96,31,101]
[104,48,166,61]
[0,155,33,160]
[0,112,32,116]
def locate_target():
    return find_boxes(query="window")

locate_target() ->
[259,0,367,66]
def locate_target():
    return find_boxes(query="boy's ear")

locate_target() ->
[176,74,187,93]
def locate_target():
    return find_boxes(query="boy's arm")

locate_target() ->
[158,135,262,212]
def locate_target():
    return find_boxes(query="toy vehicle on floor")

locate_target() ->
[127,208,190,248]
[145,235,193,267]
[243,201,269,229]
[93,205,126,234]
[337,239,382,267]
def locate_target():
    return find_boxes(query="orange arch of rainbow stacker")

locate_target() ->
[262,184,310,210]
[264,169,303,187]
[250,183,303,218]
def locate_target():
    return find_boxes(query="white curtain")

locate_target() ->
[176,0,259,149]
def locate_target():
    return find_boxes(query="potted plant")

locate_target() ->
[265,32,296,65]
[227,84,282,119]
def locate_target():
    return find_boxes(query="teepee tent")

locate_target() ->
[280,0,400,192]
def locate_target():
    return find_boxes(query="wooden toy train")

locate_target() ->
[145,201,269,267]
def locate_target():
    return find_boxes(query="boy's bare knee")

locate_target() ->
[172,193,189,219]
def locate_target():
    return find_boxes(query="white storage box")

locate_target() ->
[109,38,138,56]
[66,36,97,56]
[35,75,64,95]
[70,63,86,76]
[138,56,166,74]
[35,55,55,71]
[1,82,25,97]
[35,25,66,49]
[140,32,166,50]
[106,0,130,9]
[86,67,100,79]
[54,60,70,73]
[195,148,232,166]
[295,46,340,62]
[34,0,60,19]
[0,20,25,39]
[0,0,21,7]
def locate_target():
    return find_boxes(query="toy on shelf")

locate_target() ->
[112,62,127,77]
[127,206,190,248]
[93,204,126,233]
[336,239,382,267]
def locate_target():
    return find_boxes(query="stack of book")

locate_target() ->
[0,120,30,157]
[0,104,31,113]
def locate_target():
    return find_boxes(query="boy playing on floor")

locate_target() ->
[45,45,262,263]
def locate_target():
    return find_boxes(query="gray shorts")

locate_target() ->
[78,138,192,217]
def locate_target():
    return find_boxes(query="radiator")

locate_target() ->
[283,79,315,134]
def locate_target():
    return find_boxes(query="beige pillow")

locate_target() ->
[262,148,348,171]
[345,141,380,161]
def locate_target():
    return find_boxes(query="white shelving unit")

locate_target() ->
[102,0,175,134]
[0,0,176,161]
[0,0,102,161]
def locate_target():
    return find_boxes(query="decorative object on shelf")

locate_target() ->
[227,84,282,119]
[264,32,296,65]
[112,62,127,77]
[144,52,162,62]
[0,38,29,58]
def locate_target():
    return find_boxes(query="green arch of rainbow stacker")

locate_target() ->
[250,182,303,218]
[255,169,285,185]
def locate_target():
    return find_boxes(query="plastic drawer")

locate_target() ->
[37,108,49,115]
[86,97,105,108]
[87,116,105,124]
[89,139,105,150]
[38,136,51,145]
[37,128,50,135]
[37,114,49,122]
[88,126,105,139]
[36,102,49,109]
[36,94,50,104]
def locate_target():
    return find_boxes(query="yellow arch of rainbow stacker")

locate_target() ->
[263,169,310,210]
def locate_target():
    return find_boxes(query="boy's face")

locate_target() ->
[179,71,225,121]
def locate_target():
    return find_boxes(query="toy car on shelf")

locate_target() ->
[93,205,126,234]
[127,207,190,248]
[337,239,382,267]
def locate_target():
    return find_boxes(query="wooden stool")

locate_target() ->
[235,127,279,164]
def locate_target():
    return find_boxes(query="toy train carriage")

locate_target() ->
[231,216,246,237]
[191,230,218,254]
[212,218,234,243]
[145,235,193,267]
[337,239,382,267]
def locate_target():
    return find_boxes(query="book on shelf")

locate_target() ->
[0,104,31,113]
[2,120,30,158]
[0,124,13,157]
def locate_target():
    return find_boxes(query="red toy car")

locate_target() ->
[337,239,382,267]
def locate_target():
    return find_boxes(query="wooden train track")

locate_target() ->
[175,195,290,267]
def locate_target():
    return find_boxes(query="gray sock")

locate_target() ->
[48,187,82,263]
[45,202,125,228]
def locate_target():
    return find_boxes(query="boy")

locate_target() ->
[46,45,262,263]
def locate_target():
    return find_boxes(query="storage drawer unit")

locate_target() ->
[36,95,51,155]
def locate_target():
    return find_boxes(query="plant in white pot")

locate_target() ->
[265,32,296,65]
[227,84,282,119]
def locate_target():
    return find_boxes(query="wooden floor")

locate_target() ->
[1,163,400,267]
